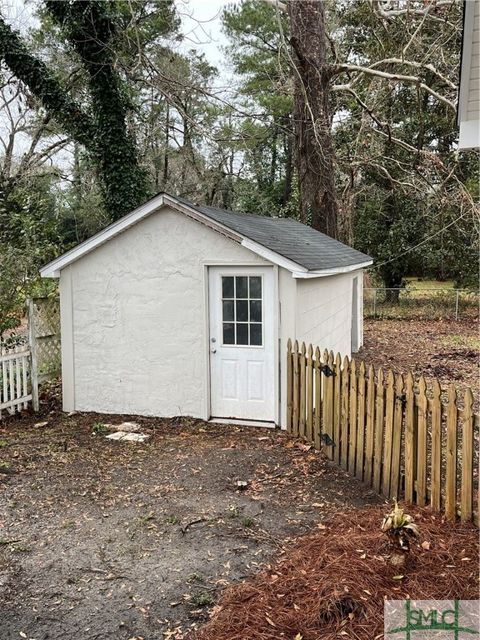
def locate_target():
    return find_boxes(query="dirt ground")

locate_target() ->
[361,318,479,396]
[0,404,379,640]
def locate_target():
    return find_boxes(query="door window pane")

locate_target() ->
[223,322,235,345]
[222,300,234,321]
[220,274,263,346]
[236,300,248,322]
[250,323,262,346]
[236,323,248,345]
[250,300,262,322]
[222,277,234,298]
[235,276,248,298]
[249,276,262,298]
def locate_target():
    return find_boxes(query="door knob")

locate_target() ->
[211,348,217,354]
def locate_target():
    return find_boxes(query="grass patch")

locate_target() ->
[441,334,480,350]
[404,278,455,291]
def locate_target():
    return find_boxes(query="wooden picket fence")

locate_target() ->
[286,339,479,525]
[0,347,35,418]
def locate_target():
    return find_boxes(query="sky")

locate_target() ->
[176,0,231,67]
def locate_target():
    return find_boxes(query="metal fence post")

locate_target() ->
[455,290,459,321]
[27,299,40,412]
[373,289,377,319]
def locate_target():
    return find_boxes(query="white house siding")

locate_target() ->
[467,1,480,121]
[459,0,480,148]
[61,205,267,417]
[295,271,363,358]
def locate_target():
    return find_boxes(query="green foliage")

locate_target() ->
[381,500,419,551]
[92,422,108,435]
[0,176,61,336]
[354,184,424,288]
[221,0,294,215]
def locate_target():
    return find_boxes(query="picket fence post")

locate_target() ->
[285,340,479,525]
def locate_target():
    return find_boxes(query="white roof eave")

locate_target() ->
[292,260,373,278]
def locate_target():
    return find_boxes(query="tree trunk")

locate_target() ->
[282,115,294,207]
[288,0,339,238]
[381,268,403,303]
[163,103,170,186]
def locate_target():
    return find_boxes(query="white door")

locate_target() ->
[209,266,275,422]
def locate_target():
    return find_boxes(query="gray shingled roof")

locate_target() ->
[177,197,372,272]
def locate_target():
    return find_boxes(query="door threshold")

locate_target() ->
[209,417,276,429]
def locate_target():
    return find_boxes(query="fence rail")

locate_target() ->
[286,339,479,525]
[364,287,479,320]
[0,347,34,418]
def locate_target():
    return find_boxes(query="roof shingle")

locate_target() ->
[177,197,372,272]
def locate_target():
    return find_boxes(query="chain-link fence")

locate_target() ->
[364,288,479,320]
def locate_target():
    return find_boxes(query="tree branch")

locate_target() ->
[368,57,456,90]
[0,16,95,149]
[332,63,456,111]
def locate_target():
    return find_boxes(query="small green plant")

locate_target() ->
[0,440,8,448]
[242,516,254,528]
[166,514,180,525]
[188,572,205,584]
[92,422,108,435]
[381,499,419,551]
[191,591,214,607]
[0,462,11,472]
[138,511,156,526]
[228,504,240,518]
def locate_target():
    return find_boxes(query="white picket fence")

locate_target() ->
[0,347,37,418]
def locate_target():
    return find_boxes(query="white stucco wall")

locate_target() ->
[60,205,268,418]
[278,267,297,429]
[295,270,363,358]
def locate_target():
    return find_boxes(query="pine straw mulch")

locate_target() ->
[193,504,479,640]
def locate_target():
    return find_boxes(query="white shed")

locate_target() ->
[41,193,372,428]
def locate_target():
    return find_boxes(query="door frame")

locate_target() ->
[202,262,279,425]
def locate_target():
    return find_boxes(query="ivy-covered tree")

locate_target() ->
[0,0,178,219]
